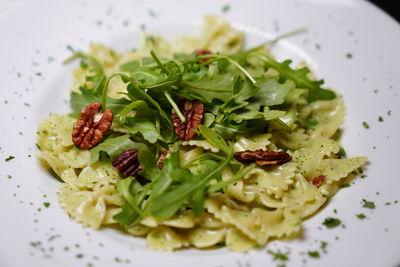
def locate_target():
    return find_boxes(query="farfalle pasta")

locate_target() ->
[37,15,367,252]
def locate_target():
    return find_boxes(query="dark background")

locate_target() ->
[369,0,400,22]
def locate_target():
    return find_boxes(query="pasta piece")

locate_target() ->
[58,149,90,169]
[179,147,205,167]
[247,162,297,198]
[141,216,160,228]
[188,228,226,248]
[162,213,196,229]
[234,133,272,152]
[126,224,152,237]
[293,136,340,179]
[225,228,257,253]
[257,191,287,209]
[141,212,196,229]
[311,97,345,139]
[77,161,121,188]
[197,213,227,229]
[274,128,311,150]
[312,157,368,185]
[58,184,123,229]
[37,114,75,153]
[282,174,326,218]
[102,207,122,225]
[205,195,301,245]
[223,168,258,203]
[175,15,244,54]
[146,226,188,251]
[181,140,220,153]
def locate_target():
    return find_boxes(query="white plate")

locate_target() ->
[1,0,400,266]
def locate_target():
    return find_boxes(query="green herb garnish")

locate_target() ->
[356,213,366,219]
[267,249,289,261]
[362,121,370,129]
[5,156,15,162]
[322,217,341,228]
[307,251,320,258]
[362,199,375,209]
[221,4,230,12]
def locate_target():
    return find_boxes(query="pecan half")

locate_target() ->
[72,102,113,150]
[172,97,204,140]
[195,49,212,63]
[157,150,170,170]
[312,175,326,187]
[112,149,142,178]
[234,150,292,167]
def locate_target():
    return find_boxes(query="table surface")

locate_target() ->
[369,0,400,22]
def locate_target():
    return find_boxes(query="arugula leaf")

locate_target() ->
[65,52,106,95]
[198,125,231,155]
[182,71,235,103]
[138,149,160,180]
[150,145,180,195]
[124,117,162,144]
[70,87,130,117]
[119,61,141,72]
[250,52,336,102]
[90,134,147,163]
[255,79,294,106]
[113,177,147,225]
[192,186,206,217]
[151,157,228,219]
[119,100,170,143]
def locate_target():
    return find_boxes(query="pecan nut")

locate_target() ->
[312,175,326,187]
[172,97,204,140]
[234,150,292,166]
[72,102,113,150]
[195,49,213,63]
[157,150,170,170]
[112,149,142,178]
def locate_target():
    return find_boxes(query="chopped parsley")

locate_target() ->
[322,217,341,228]
[346,53,353,59]
[267,249,289,261]
[5,156,15,162]
[320,241,328,253]
[378,116,383,122]
[43,202,50,208]
[356,213,366,219]
[362,121,369,129]
[307,251,320,258]
[362,199,375,209]
[221,4,231,13]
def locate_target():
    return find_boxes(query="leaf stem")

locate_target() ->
[208,163,256,192]
[195,55,256,84]
[101,72,128,111]
[245,27,307,53]
[164,91,185,122]
[182,153,225,168]
[150,50,170,75]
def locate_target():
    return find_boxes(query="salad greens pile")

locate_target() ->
[66,45,336,226]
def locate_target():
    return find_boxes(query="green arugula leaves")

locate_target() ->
[65,44,336,227]
[249,52,335,102]
[114,143,233,224]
